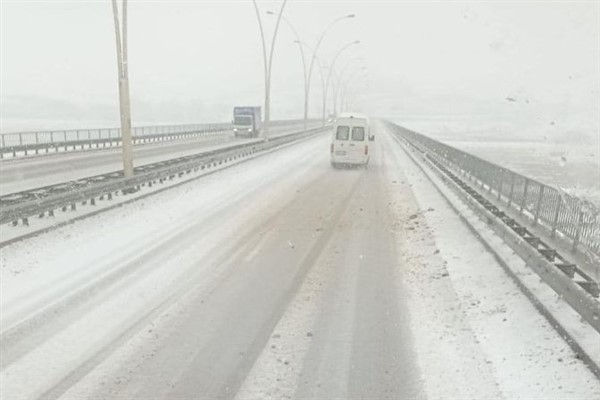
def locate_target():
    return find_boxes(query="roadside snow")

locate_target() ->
[380,121,600,400]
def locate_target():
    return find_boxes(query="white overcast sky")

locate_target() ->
[1,0,599,140]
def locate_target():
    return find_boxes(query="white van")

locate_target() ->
[330,113,372,168]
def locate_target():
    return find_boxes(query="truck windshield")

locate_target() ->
[234,115,252,126]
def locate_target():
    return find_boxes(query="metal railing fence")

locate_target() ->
[388,123,600,257]
[0,118,317,157]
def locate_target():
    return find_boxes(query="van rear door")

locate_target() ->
[333,125,350,157]
[347,125,368,161]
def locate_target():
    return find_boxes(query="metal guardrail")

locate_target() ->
[0,125,329,227]
[0,119,318,158]
[0,123,227,157]
[385,122,600,259]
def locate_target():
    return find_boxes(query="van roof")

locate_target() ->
[336,112,368,120]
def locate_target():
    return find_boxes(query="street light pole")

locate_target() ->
[253,0,288,142]
[111,0,133,178]
[340,72,367,112]
[313,56,328,120]
[266,12,308,133]
[294,40,309,132]
[305,14,355,129]
[335,65,366,114]
[266,13,354,130]
[321,40,360,124]
[333,58,364,115]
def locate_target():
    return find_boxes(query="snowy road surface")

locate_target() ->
[0,122,311,195]
[1,122,598,399]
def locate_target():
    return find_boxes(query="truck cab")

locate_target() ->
[233,106,261,138]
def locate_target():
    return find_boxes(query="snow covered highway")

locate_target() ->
[1,123,599,400]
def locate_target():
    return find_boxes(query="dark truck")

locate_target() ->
[233,106,262,138]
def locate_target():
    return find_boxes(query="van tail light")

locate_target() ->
[331,143,334,154]
[364,145,369,155]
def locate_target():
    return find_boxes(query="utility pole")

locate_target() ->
[111,0,134,178]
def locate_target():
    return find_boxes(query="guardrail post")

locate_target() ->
[551,197,562,238]
[1,134,4,159]
[572,206,584,252]
[35,132,39,154]
[533,185,545,226]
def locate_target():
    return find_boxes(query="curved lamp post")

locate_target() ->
[266,12,308,132]
[340,72,368,112]
[305,14,355,128]
[322,40,360,123]
[295,42,330,128]
[253,0,288,142]
[268,12,354,132]
[332,58,365,115]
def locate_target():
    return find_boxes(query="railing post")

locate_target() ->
[519,179,529,214]
[23,133,29,156]
[497,169,504,200]
[533,185,545,226]
[572,207,584,252]
[507,172,515,207]
[487,168,494,193]
[551,197,562,238]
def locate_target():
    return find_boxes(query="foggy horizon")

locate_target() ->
[1,1,599,144]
